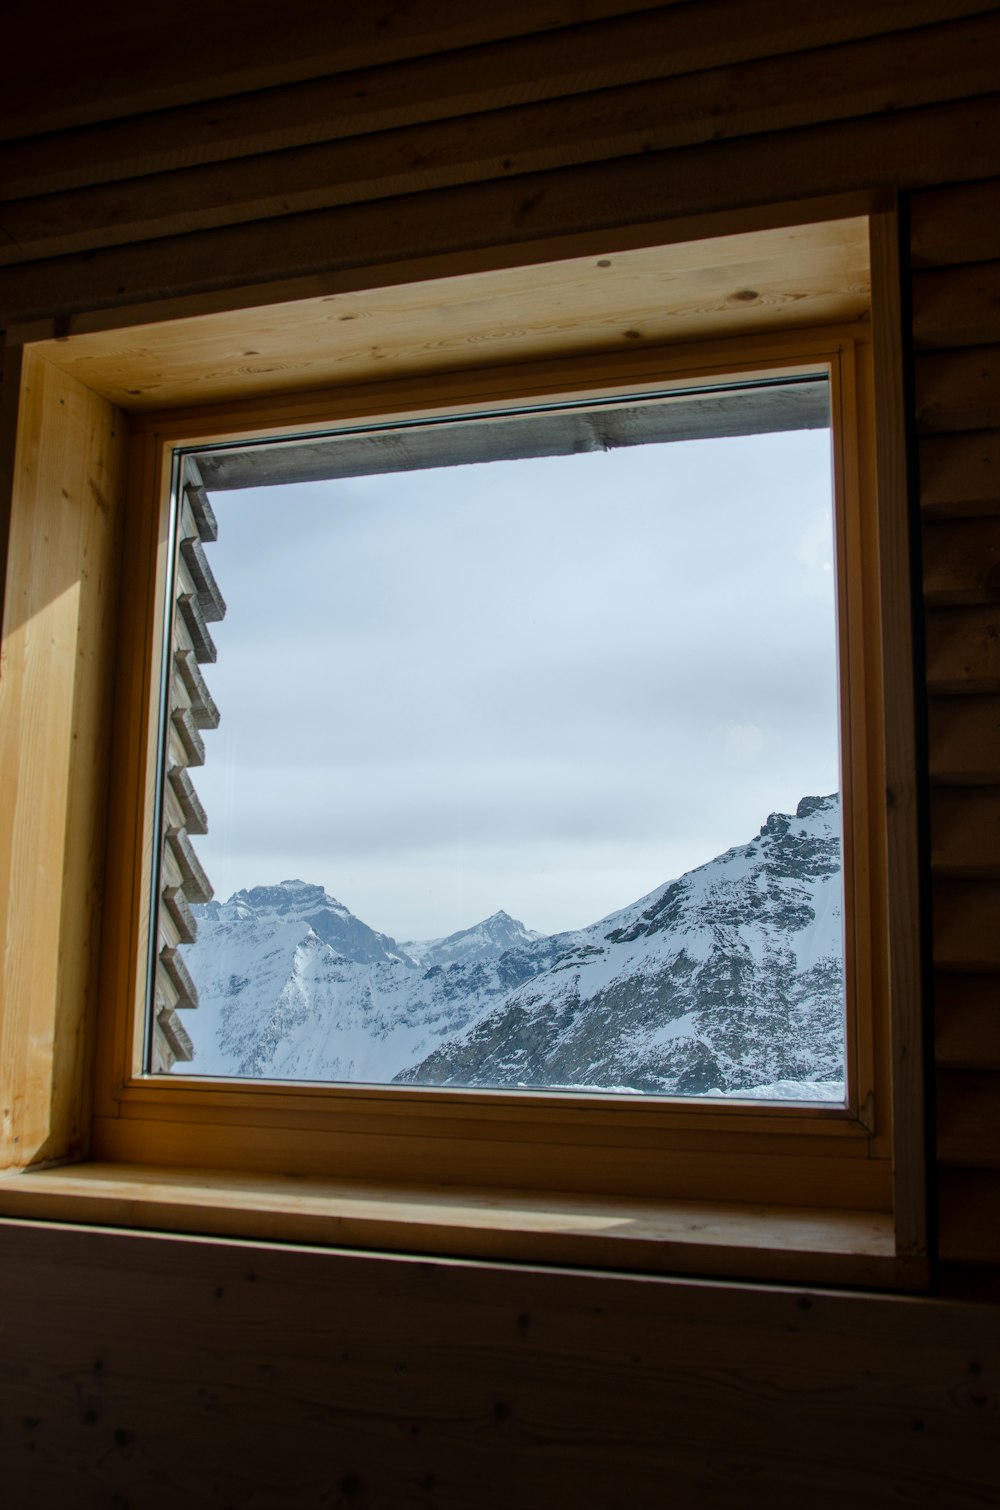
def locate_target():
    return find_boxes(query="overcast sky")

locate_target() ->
[188,425,840,941]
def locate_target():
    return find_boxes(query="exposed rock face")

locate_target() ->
[397,794,844,1095]
[182,796,844,1097]
[183,884,551,1082]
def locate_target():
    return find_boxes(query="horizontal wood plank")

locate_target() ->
[933,879,1000,969]
[936,1070,1000,1165]
[915,346,1000,433]
[0,1164,900,1288]
[925,604,1000,692]
[935,974,1000,1068]
[0,1220,994,1509]
[24,229,869,413]
[938,1168,1000,1261]
[4,13,1000,269]
[923,516,1000,604]
[928,694,1000,782]
[912,261,1000,349]
[4,1,997,204]
[0,0,672,141]
[930,786,1000,876]
[910,176,1000,268]
[920,431,1000,515]
[5,95,1000,327]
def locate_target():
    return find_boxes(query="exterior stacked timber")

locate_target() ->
[911,173,1000,1295]
[151,455,225,1072]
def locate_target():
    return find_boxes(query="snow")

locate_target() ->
[178,794,846,1098]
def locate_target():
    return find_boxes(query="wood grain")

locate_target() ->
[923,516,1000,604]
[920,430,1000,516]
[3,13,998,269]
[912,260,1000,349]
[0,1164,902,1288]
[0,351,128,1170]
[910,176,1000,268]
[0,0,672,140]
[935,974,1000,1068]
[930,786,1000,876]
[925,604,1000,692]
[26,220,869,412]
[0,1220,994,1509]
[5,0,994,201]
[933,879,1000,969]
[938,1167,1000,1260]
[928,694,1000,782]
[4,94,1000,327]
[937,1070,1000,1165]
[915,346,1000,433]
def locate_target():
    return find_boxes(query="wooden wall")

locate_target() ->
[911,177,1000,1295]
[2,1,999,1501]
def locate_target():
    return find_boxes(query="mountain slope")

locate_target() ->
[396,794,844,1094]
[182,884,551,1081]
[181,795,845,1096]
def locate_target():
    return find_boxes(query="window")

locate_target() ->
[0,205,927,1286]
[151,382,849,1105]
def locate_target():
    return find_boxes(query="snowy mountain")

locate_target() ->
[401,910,543,968]
[180,795,845,1097]
[400,794,844,1095]
[181,884,552,1082]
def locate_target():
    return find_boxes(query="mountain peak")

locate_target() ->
[403,908,540,968]
[795,793,838,820]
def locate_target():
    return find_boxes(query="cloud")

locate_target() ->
[189,426,840,937]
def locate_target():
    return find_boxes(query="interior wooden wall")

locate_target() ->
[1,1,999,1502]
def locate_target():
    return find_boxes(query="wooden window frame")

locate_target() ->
[0,199,927,1288]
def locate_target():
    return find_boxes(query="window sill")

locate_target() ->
[0,1163,926,1290]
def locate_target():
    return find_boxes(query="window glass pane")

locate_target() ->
[152,392,845,1100]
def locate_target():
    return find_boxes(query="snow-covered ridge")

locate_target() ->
[180,794,845,1097]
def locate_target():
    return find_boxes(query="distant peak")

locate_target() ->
[230,879,330,910]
